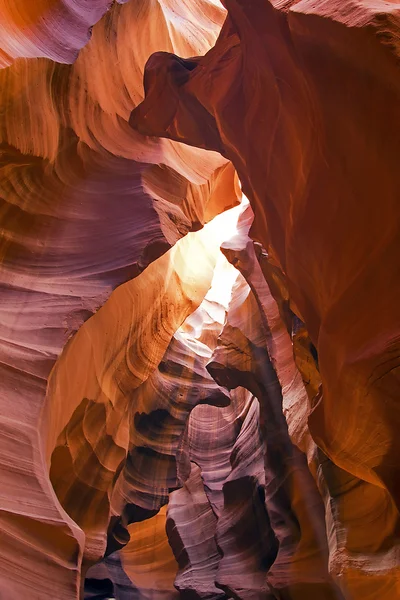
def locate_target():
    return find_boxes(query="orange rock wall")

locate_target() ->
[1,1,400,599]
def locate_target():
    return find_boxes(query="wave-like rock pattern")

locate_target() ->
[44,203,244,568]
[0,0,110,68]
[131,0,400,481]
[0,2,238,596]
[86,506,179,600]
[2,0,400,598]
[208,249,340,599]
[256,245,400,599]
[214,396,276,600]
[131,1,400,595]
[167,462,225,600]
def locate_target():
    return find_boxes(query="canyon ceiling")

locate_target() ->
[0,1,400,599]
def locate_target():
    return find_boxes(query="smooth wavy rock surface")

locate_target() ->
[0,1,235,596]
[1,0,400,598]
[131,1,400,596]
[131,0,400,480]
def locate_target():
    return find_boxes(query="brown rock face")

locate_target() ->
[130,1,400,597]
[1,0,400,599]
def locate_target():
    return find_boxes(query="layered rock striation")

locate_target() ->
[131,1,400,596]
[1,0,400,599]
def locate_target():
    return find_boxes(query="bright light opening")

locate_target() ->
[175,194,252,349]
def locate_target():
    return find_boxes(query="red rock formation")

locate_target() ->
[0,0,110,68]
[1,0,400,598]
[0,2,234,596]
[131,1,400,596]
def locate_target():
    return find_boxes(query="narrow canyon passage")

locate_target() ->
[0,1,400,600]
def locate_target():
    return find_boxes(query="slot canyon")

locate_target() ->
[0,1,400,598]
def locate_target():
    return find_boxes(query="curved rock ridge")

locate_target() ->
[82,231,245,600]
[0,2,242,596]
[0,122,237,599]
[251,245,400,600]
[0,0,230,211]
[0,0,110,68]
[207,250,340,599]
[158,237,341,599]
[131,1,400,595]
[130,0,400,482]
[57,196,341,600]
[0,0,226,69]
[42,202,246,594]
[86,505,179,600]
[1,0,400,598]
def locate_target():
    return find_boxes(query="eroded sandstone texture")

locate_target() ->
[0,1,399,599]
